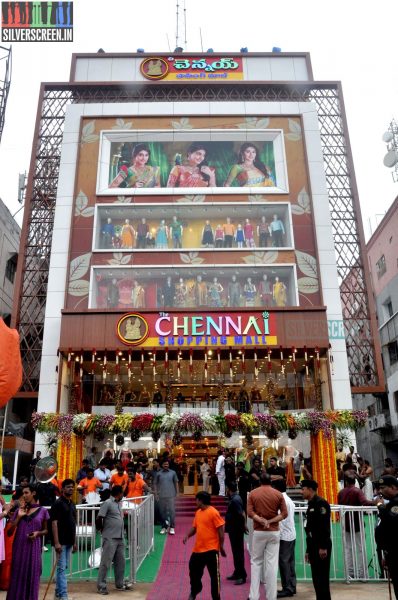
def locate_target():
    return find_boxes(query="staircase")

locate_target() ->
[176,495,228,517]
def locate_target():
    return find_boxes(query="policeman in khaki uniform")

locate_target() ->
[301,480,332,600]
[375,474,398,599]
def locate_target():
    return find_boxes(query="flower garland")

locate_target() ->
[31,409,368,442]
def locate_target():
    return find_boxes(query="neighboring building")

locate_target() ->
[366,195,398,464]
[11,51,382,462]
[0,197,20,325]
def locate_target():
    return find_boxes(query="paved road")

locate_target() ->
[0,580,388,599]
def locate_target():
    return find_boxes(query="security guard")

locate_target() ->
[301,479,332,600]
[375,474,398,599]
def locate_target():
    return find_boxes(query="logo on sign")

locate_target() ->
[117,313,149,346]
[140,57,169,80]
[1,1,73,42]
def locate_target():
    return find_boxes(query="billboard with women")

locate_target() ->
[96,129,288,195]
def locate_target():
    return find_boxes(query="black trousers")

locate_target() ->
[279,539,296,593]
[386,553,398,600]
[189,550,220,600]
[228,530,247,580]
[309,543,331,600]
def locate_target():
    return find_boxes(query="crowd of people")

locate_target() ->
[0,445,396,599]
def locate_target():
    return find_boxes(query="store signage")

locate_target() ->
[140,56,244,81]
[117,311,277,348]
[328,320,345,340]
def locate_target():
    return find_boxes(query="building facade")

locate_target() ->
[11,52,383,461]
[366,195,398,464]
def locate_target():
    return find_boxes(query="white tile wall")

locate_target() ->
[46,267,68,294]
[304,131,324,163]
[244,102,281,116]
[280,102,300,115]
[87,58,112,81]
[293,57,309,81]
[302,110,321,132]
[38,355,59,386]
[270,57,295,81]
[245,57,272,81]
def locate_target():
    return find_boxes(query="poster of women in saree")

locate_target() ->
[96,129,289,195]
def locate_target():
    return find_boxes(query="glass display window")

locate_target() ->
[93,202,293,251]
[96,129,289,196]
[89,265,298,310]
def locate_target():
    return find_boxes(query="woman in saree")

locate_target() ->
[109,143,160,188]
[224,142,274,187]
[6,484,49,600]
[167,143,216,188]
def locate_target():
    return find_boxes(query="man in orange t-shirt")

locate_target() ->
[109,465,129,494]
[125,470,148,505]
[77,469,102,499]
[183,491,226,600]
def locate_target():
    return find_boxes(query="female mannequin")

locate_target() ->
[121,219,135,248]
[155,220,169,249]
[235,224,245,248]
[208,277,223,307]
[214,224,224,248]
[102,441,115,460]
[244,219,255,248]
[131,280,145,309]
[201,220,214,247]
[227,275,241,307]
[273,277,287,307]
[243,277,257,307]
[175,278,188,307]
[119,442,132,469]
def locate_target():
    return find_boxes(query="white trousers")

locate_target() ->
[249,530,280,600]
[217,473,225,496]
[344,530,367,579]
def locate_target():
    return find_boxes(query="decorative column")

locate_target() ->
[57,433,83,502]
[310,431,339,505]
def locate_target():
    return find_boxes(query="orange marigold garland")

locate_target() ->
[310,431,338,505]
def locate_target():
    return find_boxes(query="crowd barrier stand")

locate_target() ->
[247,504,386,583]
[46,494,154,583]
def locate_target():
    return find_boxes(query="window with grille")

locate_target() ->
[376,255,386,279]
[5,254,17,284]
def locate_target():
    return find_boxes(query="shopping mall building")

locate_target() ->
[11,51,383,462]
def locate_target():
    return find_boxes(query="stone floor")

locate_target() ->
[0,580,388,599]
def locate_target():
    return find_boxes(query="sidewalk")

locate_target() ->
[0,581,388,599]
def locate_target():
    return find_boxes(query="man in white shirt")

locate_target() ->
[94,461,111,491]
[216,449,226,496]
[277,481,296,598]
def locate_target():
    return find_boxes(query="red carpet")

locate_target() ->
[146,514,267,600]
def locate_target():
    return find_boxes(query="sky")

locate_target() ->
[0,0,397,239]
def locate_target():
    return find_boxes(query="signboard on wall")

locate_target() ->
[140,56,244,81]
[116,310,277,348]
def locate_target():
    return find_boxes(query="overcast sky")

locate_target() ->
[0,0,397,239]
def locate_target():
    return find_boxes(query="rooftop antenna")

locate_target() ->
[183,0,187,49]
[175,0,180,49]
[199,28,204,52]
[166,33,171,52]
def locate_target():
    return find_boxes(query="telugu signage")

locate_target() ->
[116,311,277,348]
[140,56,244,81]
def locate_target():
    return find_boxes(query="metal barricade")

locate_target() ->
[248,503,386,583]
[59,494,154,583]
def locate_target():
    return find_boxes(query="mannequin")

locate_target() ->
[102,441,115,460]
[250,385,262,410]
[285,440,299,487]
[238,385,250,413]
[121,218,135,248]
[194,275,208,306]
[273,276,287,307]
[258,273,273,306]
[243,277,256,307]
[131,280,145,308]
[201,220,214,247]
[244,218,255,248]
[119,441,132,469]
[140,386,151,406]
[257,215,270,248]
[269,214,285,247]
[214,224,224,248]
[235,224,245,248]
[107,278,120,308]
[208,277,223,307]
[156,219,169,249]
[228,274,241,307]
[136,217,149,249]
[161,276,175,308]
[102,217,115,249]
[175,277,188,306]
[153,389,163,406]
[170,215,183,249]
[223,217,235,248]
